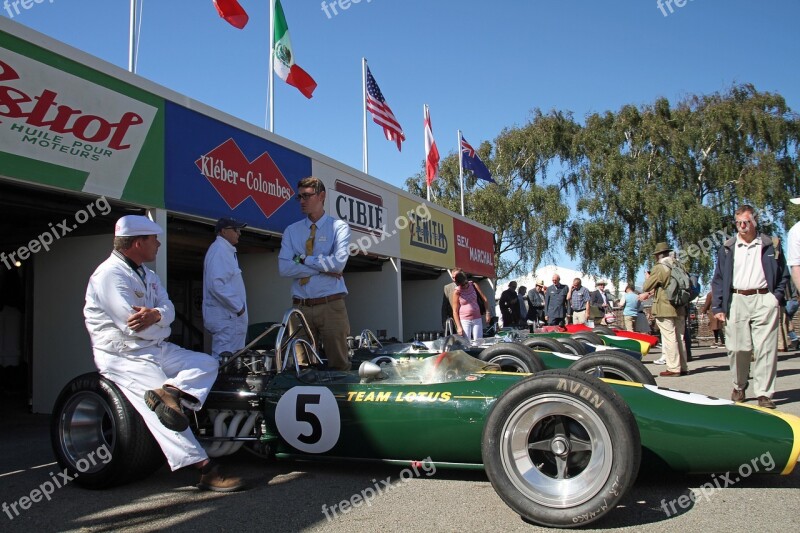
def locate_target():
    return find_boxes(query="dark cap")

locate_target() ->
[215,217,247,233]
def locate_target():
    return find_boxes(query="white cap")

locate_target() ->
[114,215,163,237]
[791,198,800,205]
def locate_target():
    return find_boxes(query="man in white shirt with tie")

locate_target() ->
[279,177,352,370]
[203,217,248,359]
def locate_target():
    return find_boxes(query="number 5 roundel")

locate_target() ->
[275,386,341,453]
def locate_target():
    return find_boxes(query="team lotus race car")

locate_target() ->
[51,309,800,528]
[351,325,656,385]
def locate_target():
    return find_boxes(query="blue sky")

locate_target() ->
[4,0,800,281]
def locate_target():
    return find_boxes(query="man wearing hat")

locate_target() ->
[642,242,688,377]
[526,280,546,327]
[84,215,244,491]
[711,204,789,409]
[590,280,613,325]
[203,217,248,359]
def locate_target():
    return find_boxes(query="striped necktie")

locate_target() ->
[299,223,316,286]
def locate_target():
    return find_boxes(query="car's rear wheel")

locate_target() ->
[557,338,587,357]
[570,331,605,347]
[569,353,656,384]
[478,343,545,373]
[592,325,615,335]
[50,373,165,489]
[520,337,566,353]
[482,369,641,528]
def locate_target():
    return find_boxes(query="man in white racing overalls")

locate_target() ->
[203,217,248,359]
[84,215,244,492]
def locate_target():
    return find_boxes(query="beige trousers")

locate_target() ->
[656,316,687,373]
[725,292,778,398]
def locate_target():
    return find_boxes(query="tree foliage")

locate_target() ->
[404,84,800,286]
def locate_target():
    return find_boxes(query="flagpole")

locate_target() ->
[267,0,275,132]
[458,129,465,216]
[128,0,136,73]
[425,105,431,202]
[362,57,369,174]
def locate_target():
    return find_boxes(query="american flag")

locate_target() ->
[365,66,405,151]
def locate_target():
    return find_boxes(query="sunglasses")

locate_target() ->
[734,220,754,227]
[295,192,319,201]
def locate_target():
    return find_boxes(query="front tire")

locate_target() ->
[482,369,641,528]
[50,373,165,489]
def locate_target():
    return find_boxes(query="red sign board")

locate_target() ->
[453,218,495,278]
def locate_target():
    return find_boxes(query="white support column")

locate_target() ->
[391,258,403,340]
[146,208,167,280]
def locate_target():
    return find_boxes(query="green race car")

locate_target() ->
[51,309,800,528]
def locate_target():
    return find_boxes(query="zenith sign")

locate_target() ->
[195,139,294,218]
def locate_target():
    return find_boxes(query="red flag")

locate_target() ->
[213,0,249,29]
[424,106,439,187]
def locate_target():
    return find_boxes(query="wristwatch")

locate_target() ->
[294,254,306,265]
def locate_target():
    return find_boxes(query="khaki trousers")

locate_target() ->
[623,315,636,331]
[725,292,778,398]
[573,309,587,325]
[656,316,687,373]
[291,299,351,371]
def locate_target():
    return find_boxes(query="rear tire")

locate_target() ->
[478,343,545,373]
[592,325,614,335]
[521,337,567,353]
[571,331,605,347]
[569,353,656,384]
[482,369,641,527]
[50,373,165,489]
[557,338,587,357]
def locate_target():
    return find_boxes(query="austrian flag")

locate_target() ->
[213,0,249,29]
[273,0,317,98]
[424,105,439,187]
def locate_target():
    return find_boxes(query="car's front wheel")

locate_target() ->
[482,369,641,528]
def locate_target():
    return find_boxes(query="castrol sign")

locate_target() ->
[0,49,157,200]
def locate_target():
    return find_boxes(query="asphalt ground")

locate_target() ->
[1,343,799,532]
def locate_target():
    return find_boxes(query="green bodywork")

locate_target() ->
[254,353,799,475]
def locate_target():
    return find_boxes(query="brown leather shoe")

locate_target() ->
[144,387,189,432]
[198,463,246,492]
[731,388,746,402]
[659,370,681,377]
[757,396,776,409]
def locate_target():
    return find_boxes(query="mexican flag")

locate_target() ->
[273,0,317,99]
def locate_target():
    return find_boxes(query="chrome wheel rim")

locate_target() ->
[499,394,613,507]
[58,391,115,474]
[488,354,530,373]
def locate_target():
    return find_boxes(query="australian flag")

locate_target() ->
[460,136,495,183]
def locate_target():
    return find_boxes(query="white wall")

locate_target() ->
[402,272,449,341]
[239,251,292,326]
[346,265,402,340]
[32,234,110,413]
